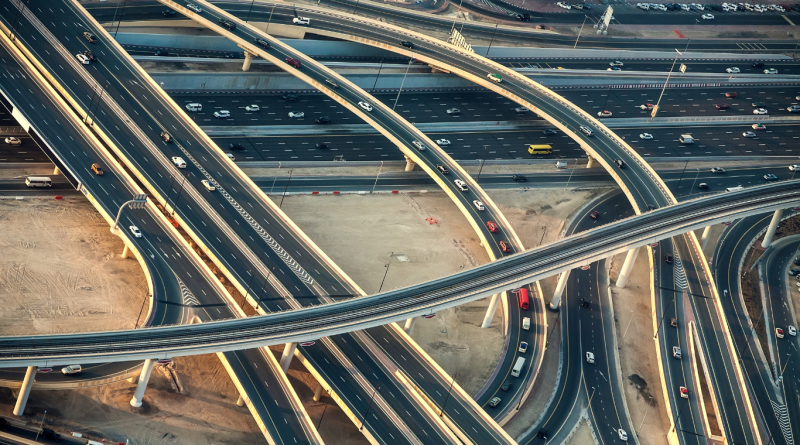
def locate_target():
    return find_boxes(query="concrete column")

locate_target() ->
[12,366,36,416]
[404,155,416,172]
[52,166,60,175]
[699,226,712,250]
[121,245,130,259]
[481,293,502,328]
[550,270,571,310]
[586,156,595,168]
[129,358,156,407]
[279,342,297,373]
[616,247,640,289]
[313,383,324,402]
[236,394,246,406]
[242,52,254,71]
[762,209,784,248]
[403,317,417,333]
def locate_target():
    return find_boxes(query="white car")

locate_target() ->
[726,67,740,74]
[609,61,624,67]
[515,107,529,113]
[618,429,628,441]
[358,101,373,112]
[436,139,451,146]
[556,1,571,8]
[4,137,21,145]
[789,326,797,336]
[753,108,768,115]
[473,200,485,211]
[701,13,714,19]
[742,131,757,138]
[586,351,595,363]
[412,141,426,151]
[764,68,778,74]
[288,111,305,118]
[201,179,215,191]
[672,346,682,359]
[76,53,90,65]
[518,341,528,353]
[597,110,612,117]
[293,17,311,25]
[789,165,800,171]
[171,156,186,168]
[639,133,653,140]
[186,3,202,13]
[245,104,260,112]
[213,110,231,118]
[129,225,142,238]
[61,365,82,375]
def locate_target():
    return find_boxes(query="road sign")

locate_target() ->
[38,367,52,373]
[423,314,436,319]
[650,105,659,118]
[300,341,316,347]
[679,64,687,74]
[156,359,172,365]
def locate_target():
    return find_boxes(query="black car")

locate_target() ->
[229,143,245,151]
[752,101,766,107]
[162,9,177,16]
[154,50,169,57]
[614,159,626,169]
[543,128,558,135]
[316,143,329,150]
[537,430,549,440]
[789,269,800,276]
[752,61,764,68]
[436,164,450,175]
[83,50,96,61]
[254,38,271,49]
[40,428,61,441]
[501,381,512,391]
[218,19,236,30]
[283,93,297,101]
[516,13,531,21]
[580,298,590,308]
[512,174,527,182]
[697,183,709,190]
[316,116,331,124]
[665,254,673,264]
[401,41,415,49]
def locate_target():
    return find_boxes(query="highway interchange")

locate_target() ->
[0,0,799,444]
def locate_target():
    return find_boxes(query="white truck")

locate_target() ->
[680,134,694,144]
[511,357,526,377]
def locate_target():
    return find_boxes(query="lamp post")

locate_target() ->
[359,386,380,431]
[371,59,384,92]
[270,162,282,195]
[371,161,384,193]
[450,0,464,32]
[246,0,256,22]
[392,56,414,111]
[574,16,588,49]
[112,194,148,232]
[114,1,127,38]
[485,23,499,57]
[34,410,47,441]
[279,169,294,208]
[9,0,30,42]
[651,49,682,121]
[266,4,276,33]
[377,254,393,293]
[439,373,458,417]
[87,83,110,127]
[170,176,187,216]
[476,145,489,181]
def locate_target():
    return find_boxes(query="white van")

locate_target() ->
[293,17,311,25]
[511,357,526,377]
[522,317,530,330]
[25,176,52,187]
[679,134,694,144]
[61,364,82,375]
[185,103,202,112]
[556,161,568,169]
[725,186,744,192]
[226,153,235,161]
[171,156,187,168]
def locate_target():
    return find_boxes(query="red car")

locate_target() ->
[725,92,738,98]
[715,104,730,109]
[499,241,512,253]
[590,211,599,219]
[680,386,689,399]
[285,57,301,68]
[487,221,498,233]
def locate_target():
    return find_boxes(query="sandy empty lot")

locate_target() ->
[0,199,146,335]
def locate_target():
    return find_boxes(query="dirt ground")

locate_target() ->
[0,199,146,335]
[608,249,670,445]
[564,418,596,445]
[0,354,264,445]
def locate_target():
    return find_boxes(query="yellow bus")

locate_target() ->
[528,144,552,155]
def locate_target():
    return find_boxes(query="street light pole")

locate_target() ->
[476,145,489,181]
[270,162,282,195]
[266,4,276,33]
[279,169,294,208]
[359,386,380,431]
[485,23,499,57]
[651,49,682,121]
[371,161,384,193]
[371,59,384,92]
[377,254,393,293]
[114,1,127,38]
[34,410,47,441]
[439,373,458,417]
[392,56,414,111]
[111,194,148,232]
[450,0,465,32]
[246,0,256,22]
[9,0,29,42]
[574,16,588,49]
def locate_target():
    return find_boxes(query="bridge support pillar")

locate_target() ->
[130,358,156,407]
[53,166,60,175]
[12,366,36,416]
[404,155,416,172]
[550,270,571,310]
[615,247,640,289]
[481,293,502,328]
[699,226,712,250]
[121,245,131,259]
[313,383,324,402]
[403,317,417,333]
[236,394,246,406]
[762,209,784,248]
[586,156,595,168]
[280,342,297,373]
[242,52,255,72]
